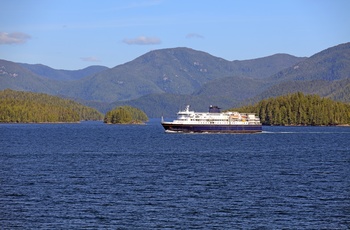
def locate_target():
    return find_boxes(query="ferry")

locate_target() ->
[161,105,262,133]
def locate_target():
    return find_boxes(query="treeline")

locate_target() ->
[0,89,103,123]
[104,106,148,124]
[231,92,350,126]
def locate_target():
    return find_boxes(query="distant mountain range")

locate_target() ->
[1,42,349,117]
[19,63,109,81]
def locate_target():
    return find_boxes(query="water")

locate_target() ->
[1,120,349,229]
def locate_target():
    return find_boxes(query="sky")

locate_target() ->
[0,0,349,70]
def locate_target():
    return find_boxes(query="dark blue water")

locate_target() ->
[1,120,349,229]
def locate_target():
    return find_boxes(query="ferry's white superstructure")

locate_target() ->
[161,105,262,133]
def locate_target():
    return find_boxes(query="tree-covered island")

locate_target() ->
[2,89,349,126]
[104,106,149,124]
[230,92,350,126]
[0,89,103,123]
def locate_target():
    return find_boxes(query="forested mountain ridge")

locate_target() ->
[0,48,304,103]
[0,89,103,123]
[245,42,350,104]
[270,42,350,82]
[57,48,304,102]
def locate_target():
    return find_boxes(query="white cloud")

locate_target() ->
[186,33,204,39]
[123,36,161,45]
[81,56,100,62]
[0,32,31,45]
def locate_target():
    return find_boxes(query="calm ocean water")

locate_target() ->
[1,120,349,229]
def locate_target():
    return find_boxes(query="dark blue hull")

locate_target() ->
[162,123,262,133]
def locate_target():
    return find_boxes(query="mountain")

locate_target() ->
[106,43,350,117]
[60,48,304,102]
[0,48,304,103]
[19,63,109,81]
[230,53,306,79]
[250,42,350,102]
[271,42,350,82]
[0,43,349,117]
[0,59,60,94]
[0,59,109,94]
[194,76,267,101]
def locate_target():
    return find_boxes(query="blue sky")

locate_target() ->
[1,0,349,70]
